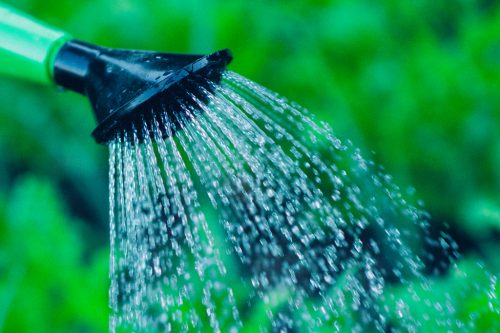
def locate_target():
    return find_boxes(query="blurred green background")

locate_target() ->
[0,0,498,332]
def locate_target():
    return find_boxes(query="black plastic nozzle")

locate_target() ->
[53,40,232,144]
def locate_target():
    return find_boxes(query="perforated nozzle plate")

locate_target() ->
[92,49,232,144]
[53,40,232,144]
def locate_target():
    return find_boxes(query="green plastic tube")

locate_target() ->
[0,2,71,85]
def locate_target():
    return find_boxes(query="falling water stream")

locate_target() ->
[108,72,498,332]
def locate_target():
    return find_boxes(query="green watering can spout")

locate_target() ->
[0,3,71,84]
[0,2,232,144]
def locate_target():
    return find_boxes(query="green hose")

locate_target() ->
[0,2,71,85]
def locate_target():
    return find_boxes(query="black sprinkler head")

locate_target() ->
[53,40,232,144]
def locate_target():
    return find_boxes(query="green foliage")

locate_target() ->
[0,0,498,332]
[0,176,109,333]
[384,259,499,332]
